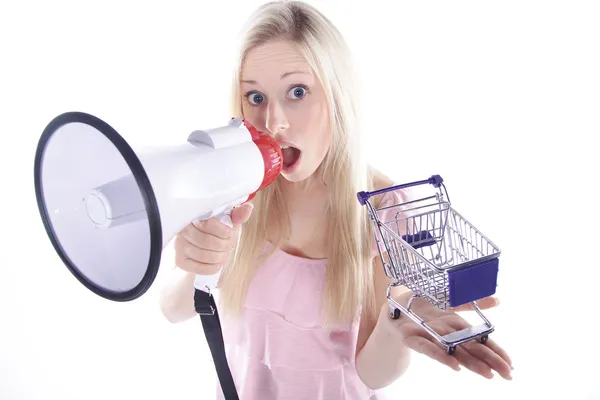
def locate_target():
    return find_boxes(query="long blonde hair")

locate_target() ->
[218,0,376,330]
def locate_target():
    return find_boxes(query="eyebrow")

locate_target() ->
[241,71,310,85]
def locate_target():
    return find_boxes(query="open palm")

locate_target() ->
[390,292,513,380]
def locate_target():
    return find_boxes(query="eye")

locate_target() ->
[288,86,307,100]
[246,91,265,105]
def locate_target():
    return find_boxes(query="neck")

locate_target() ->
[279,174,328,203]
[270,173,332,259]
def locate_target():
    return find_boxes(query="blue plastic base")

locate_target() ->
[402,230,436,249]
[448,257,499,308]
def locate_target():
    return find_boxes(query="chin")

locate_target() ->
[280,161,322,184]
[280,169,311,183]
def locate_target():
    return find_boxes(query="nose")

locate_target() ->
[265,100,289,135]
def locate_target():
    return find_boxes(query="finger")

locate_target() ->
[452,297,499,312]
[480,336,514,369]
[453,346,495,379]
[193,218,234,240]
[444,319,511,379]
[177,257,222,276]
[461,340,512,380]
[475,296,500,310]
[404,336,461,371]
[181,243,227,266]
[230,202,254,226]
[181,226,231,252]
[444,318,513,369]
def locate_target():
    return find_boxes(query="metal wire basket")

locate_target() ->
[357,175,501,354]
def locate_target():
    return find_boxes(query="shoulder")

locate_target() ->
[368,167,410,209]
[369,168,393,206]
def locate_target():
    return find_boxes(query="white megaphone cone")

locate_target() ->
[34,111,282,302]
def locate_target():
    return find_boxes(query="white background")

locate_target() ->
[1,0,599,399]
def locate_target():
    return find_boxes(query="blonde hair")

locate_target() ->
[218,0,376,330]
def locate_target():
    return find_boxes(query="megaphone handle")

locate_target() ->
[193,210,233,293]
[193,208,241,399]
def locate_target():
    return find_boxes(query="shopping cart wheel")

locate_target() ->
[447,346,456,355]
[389,308,401,320]
[478,335,488,345]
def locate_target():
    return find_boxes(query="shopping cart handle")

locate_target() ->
[357,175,444,205]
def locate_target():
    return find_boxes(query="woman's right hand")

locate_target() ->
[174,203,254,275]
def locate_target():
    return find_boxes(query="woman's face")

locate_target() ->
[240,40,331,183]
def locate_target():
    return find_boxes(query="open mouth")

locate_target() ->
[281,145,301,170]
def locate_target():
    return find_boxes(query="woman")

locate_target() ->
[160,1,513,398]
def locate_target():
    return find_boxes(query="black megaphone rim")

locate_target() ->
[33,111,163,302]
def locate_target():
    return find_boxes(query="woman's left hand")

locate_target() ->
[385,292,513,380]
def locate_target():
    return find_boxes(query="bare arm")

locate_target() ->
[159,204,253,324]
[355,255,412,389]
[355,170,411,388]
[159,268,197,323]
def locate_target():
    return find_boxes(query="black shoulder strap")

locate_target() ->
[194,288,240,400]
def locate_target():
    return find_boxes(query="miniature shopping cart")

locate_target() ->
[357,175,501,355]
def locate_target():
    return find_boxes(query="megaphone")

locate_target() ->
[34,111,283,302]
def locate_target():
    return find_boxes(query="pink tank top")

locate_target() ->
[215,188,406,400]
